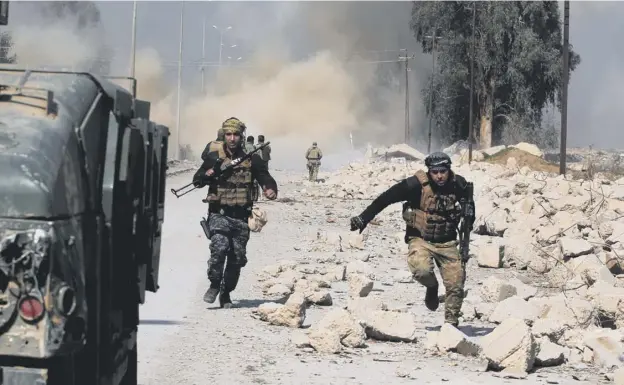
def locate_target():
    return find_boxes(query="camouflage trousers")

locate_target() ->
[307,160,320,181]
[207,213,251,293]
[407,237,465,324]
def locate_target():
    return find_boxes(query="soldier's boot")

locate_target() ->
[203,287,220,304]
[219,292,232,309]
[220,266,241,309]
[203,280,221,304]
[424,284,440,311]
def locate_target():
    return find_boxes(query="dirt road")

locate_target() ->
[137,170,602,385]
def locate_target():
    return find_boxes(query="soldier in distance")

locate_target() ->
[257,135,271,169]
[349,152,476,327]
[245,135,255,153]
[201,126,226,162]
[305,141,323,181]
[193,117,278,308]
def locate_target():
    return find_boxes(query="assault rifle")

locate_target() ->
[170,141,271,198]
[458,182,475,265]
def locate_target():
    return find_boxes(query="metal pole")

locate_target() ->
[560,0,569,175]
[129,0,137,78]
[201,17,206,94]
[175,0,185,160]
[468,2,476,163]
[218,31,223,67]
[401,49,409,144]
[405,49,410,145]
[427,31,436,154]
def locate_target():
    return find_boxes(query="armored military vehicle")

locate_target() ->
[0,67,169,385]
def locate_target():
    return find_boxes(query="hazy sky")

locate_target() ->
[3,1,623,151]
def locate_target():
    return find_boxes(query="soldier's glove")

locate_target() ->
[350,216,367,233]
[193,174,213,188]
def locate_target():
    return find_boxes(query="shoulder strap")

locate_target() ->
[216,143,226,160]
[415,170,433,209]
[415,170,429,187]
[208,141,223,153]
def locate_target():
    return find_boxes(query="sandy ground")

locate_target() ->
[137,170,606,385]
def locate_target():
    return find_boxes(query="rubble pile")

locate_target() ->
[250,141,624,381]
[251,250,423,353]
[544,147,624,173]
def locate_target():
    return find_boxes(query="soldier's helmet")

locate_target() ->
[247,135,255,143]
[425,151,452,171]
[258,135,265,143]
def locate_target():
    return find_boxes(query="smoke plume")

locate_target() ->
[4,1,110,73]
[4,1,429,168]
[134,2,427,167]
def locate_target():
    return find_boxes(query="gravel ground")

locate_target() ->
[137,170,606,385]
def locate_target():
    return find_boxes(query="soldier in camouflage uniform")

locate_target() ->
[305,142,323,181]
[245,135,255,153]
[193,117,278,308]
[257,135,271,169]
[349,152,475,327]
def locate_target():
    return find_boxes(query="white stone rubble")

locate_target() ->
[251,142,624,382]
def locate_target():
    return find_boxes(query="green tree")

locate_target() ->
[0,31,15,64]
[410,1,580,148]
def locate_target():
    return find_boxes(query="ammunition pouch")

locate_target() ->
[248,206,268,233]
[402,203,460,243]
[209,204,251,220]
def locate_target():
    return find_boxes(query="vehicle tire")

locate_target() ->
[48,355,77,385]
[120,343,138,385]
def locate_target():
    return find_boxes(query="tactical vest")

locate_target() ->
[205,143,253,207]
[403,170,460,242]
[307,147,321,160]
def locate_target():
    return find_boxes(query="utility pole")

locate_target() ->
[175,0,185,160]
[468,2,477,163]
[129,0,137,78]
[560,0,570,175]
[398,49,414,144]
[212,25,232,68]
[201,17,206,94]
[424,31,442,154]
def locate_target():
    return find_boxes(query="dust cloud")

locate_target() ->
[4,1,110,73]
[3,1,428,167]
[136,45,394,168]
[136,1,426,167]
